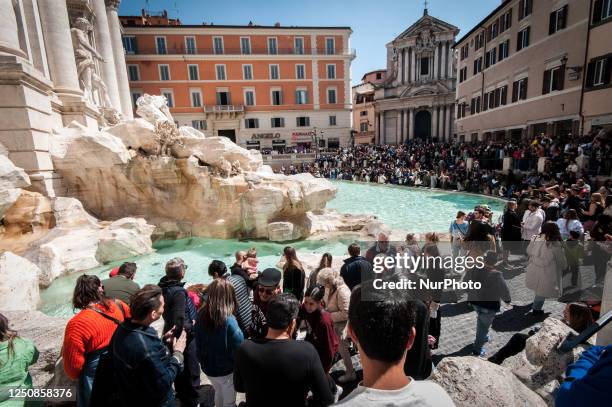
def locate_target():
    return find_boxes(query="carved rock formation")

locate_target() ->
[47,112,336,240]
[0,252,40,311]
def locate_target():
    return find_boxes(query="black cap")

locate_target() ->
[259,268,281,287]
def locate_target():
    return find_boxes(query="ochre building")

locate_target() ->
[120,11,354,151]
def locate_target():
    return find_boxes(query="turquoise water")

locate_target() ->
[327,181,505,232]
[40,181,505,316]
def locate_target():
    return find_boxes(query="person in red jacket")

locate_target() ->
[62,274,129,407]
[298,285,339,373]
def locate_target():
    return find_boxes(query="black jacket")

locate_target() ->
[501,210,522,242]
[340,255,373,291]
[112,321,183,406]
[158,277,195,337]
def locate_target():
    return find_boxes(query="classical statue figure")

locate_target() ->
[135,94,175,125]
[71,17,112,108]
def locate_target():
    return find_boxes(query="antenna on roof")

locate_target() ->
[424,0,429,15]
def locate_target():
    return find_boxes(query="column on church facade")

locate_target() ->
[22,0,50,77]
[37,0,81,95]
[374,112,379,144]
[440,41,447,79]
[106,0,133,118]
[0,0,27,58]
[409,108,415,140]
[404,49,409,84]
[432,106,438,139]
[445,103,452,140]
[433,44,439,79]
[382,111,386,144]
[91,0,121,110]
[400,110,405,143]
[411,49,416,83]
[447,44,454,78]
[438,105,445,140]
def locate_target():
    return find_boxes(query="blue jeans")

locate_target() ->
[533,295,546,311]
[472,304,497,352]
[77,349,106,407]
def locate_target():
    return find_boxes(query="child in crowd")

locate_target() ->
[245,248,260,281]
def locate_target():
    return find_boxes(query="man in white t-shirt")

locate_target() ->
[335,284,455,406]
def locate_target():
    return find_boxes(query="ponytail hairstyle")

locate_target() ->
[0,313,18,366]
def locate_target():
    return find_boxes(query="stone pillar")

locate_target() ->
[374,112,379,144]
[382,111,386,144]
[445,104,451,140]
[432,106,438,139]
[434,44,439,79]
[400,110,405,143]
[37,0,81,96]
[0,0,27,58]
[399,49,404,84]
[91,0,121,110]
[411,49,416,82]
[106,0,133,119]
[405,49,410,84]
[22,0,49,78]
[502,157,512,174]
[447,45,454,78]
[440,42,447,79]
[409,108,414,140]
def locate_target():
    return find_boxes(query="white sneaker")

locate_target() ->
[338,372,357,383]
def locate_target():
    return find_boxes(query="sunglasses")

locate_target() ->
[257,286,276,295]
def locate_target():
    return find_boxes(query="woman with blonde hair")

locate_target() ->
[316,267,355,383]
[195,278,244,407]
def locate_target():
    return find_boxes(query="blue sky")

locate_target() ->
[119,0,495,85]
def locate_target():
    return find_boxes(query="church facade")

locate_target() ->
[374,10,459,144]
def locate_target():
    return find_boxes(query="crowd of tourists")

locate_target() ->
[2,133,611,407]
[288,130,611,199]
[2,207,611,406]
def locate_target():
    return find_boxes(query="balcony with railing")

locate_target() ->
[204,104,244,118]
[125,45,354,57]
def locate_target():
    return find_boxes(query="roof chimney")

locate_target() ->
[274,22,281,27]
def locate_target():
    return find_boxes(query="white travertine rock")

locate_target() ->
[431,356,547,407]
[172,136,263,172]
[48,111,337,240]
[19,198,154,286]
[267,221,300,242]
[24,226,102,286]
[305,209,378,235]
[0,153,30,218]
[178,125,206,139]
[136,93,174,124]
[96,217,155,263]
[51,121,130,167]
[501,317,589,405]
[1,191,54,234]
[52,197,99,228]
[106,118,158,154]
[0,252,40,311]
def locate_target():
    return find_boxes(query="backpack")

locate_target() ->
[89,301,127,407]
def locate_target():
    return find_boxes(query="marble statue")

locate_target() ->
[135,94,175,125]
[71,17,112,108]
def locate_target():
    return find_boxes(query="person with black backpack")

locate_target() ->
[92,284,187,407]
[158,258,200,407]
